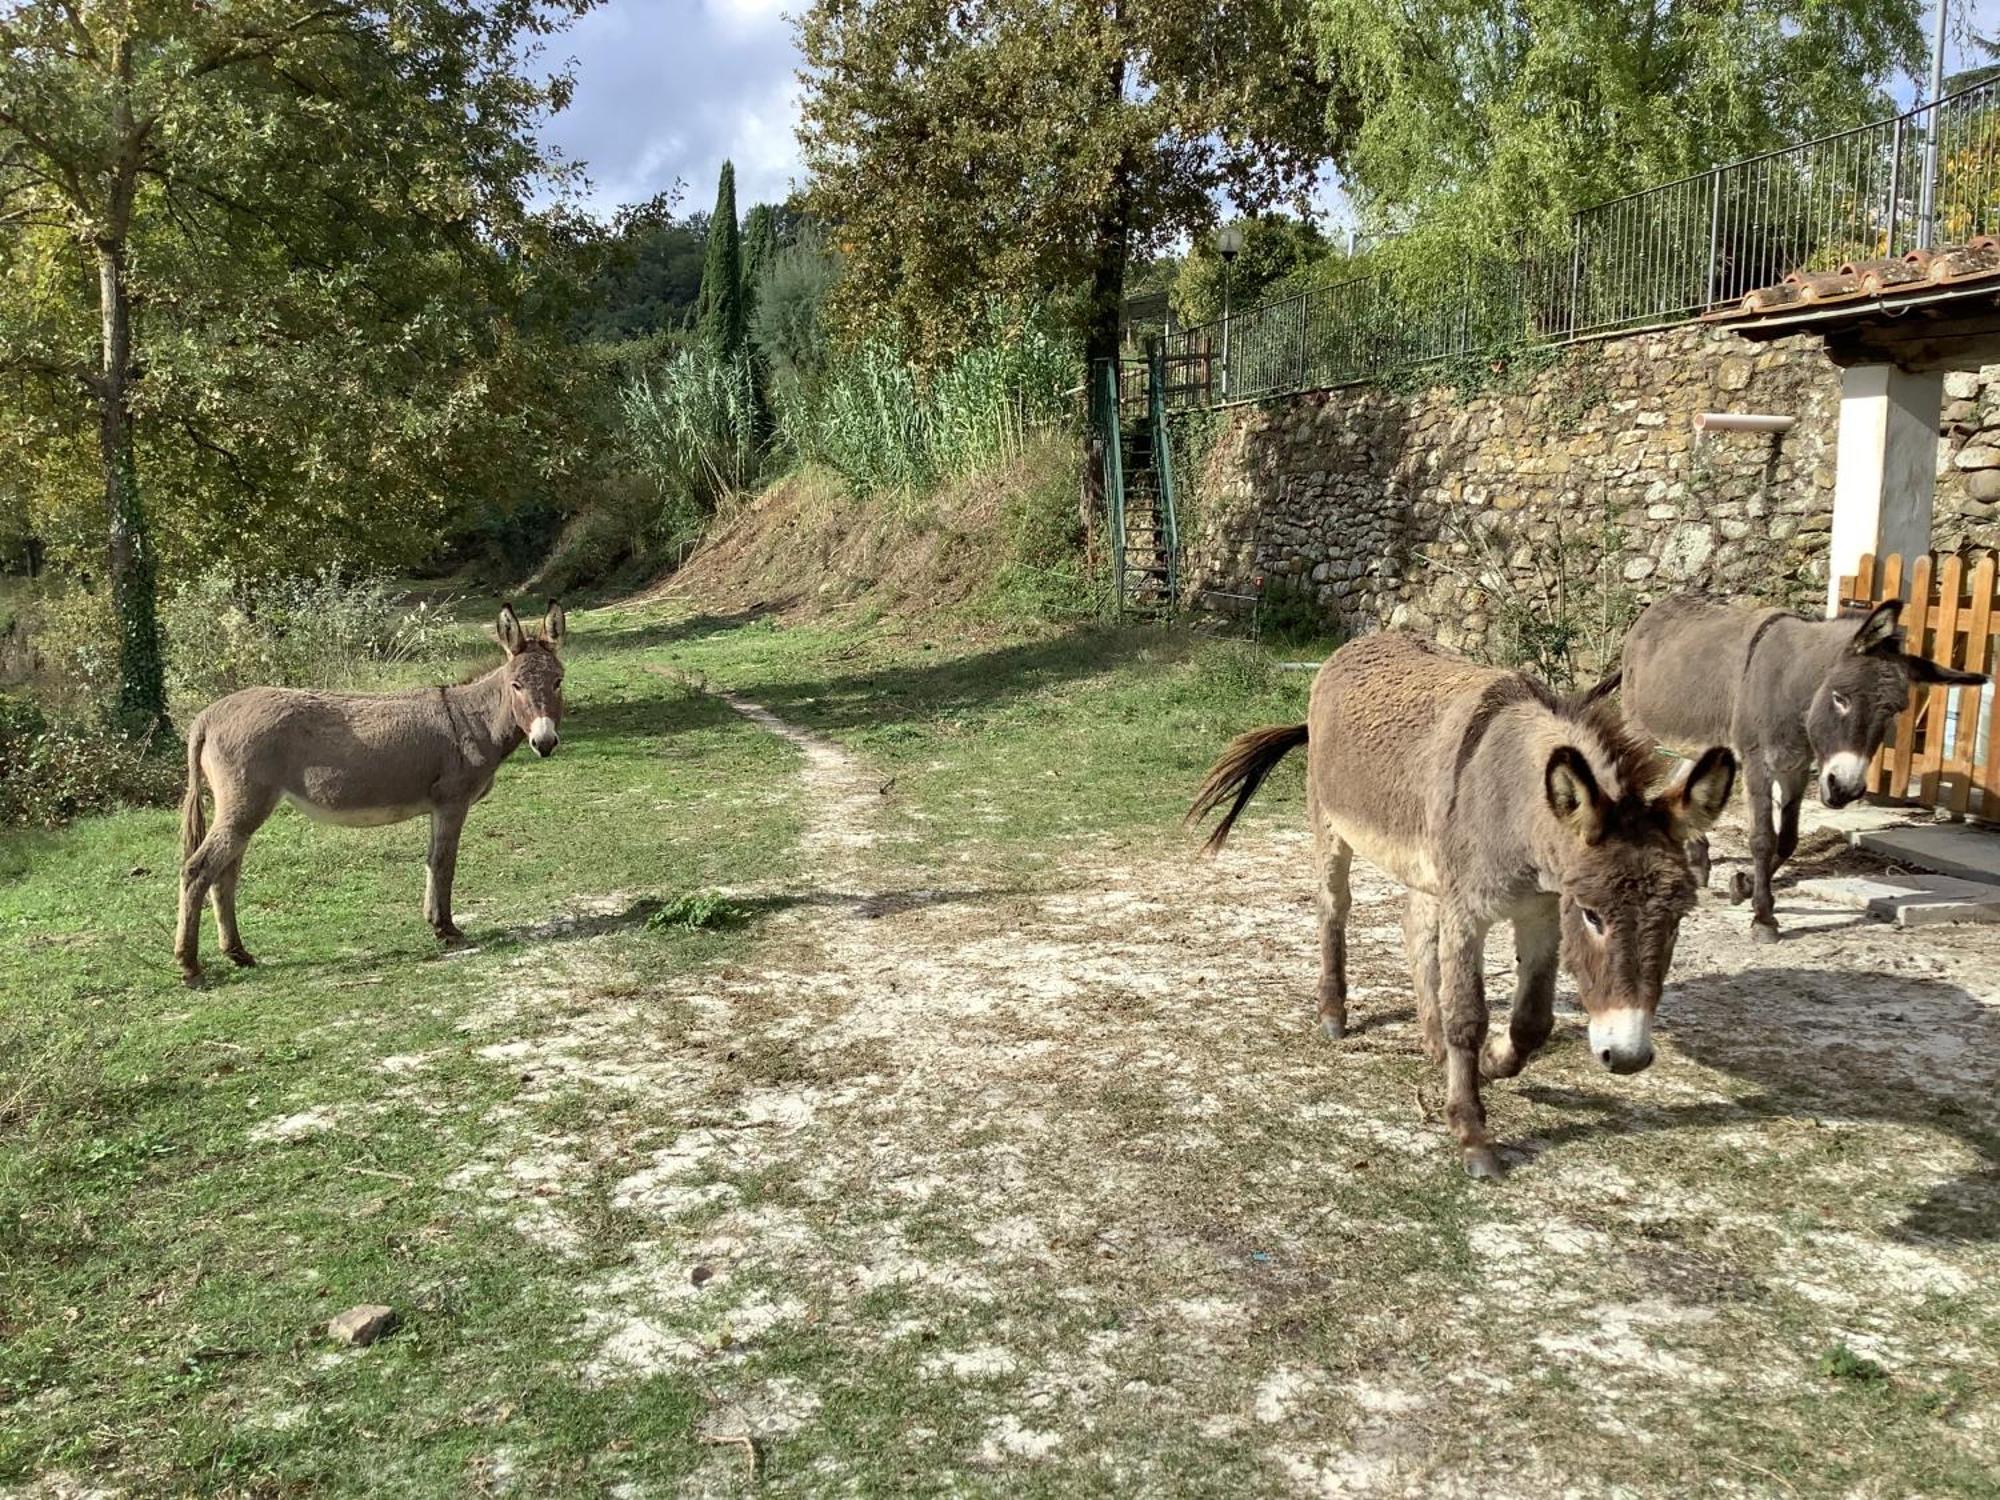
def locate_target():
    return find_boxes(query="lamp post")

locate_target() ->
[1917,0,1949,249]
[1217,224,1242,400]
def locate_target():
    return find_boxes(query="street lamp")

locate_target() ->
[1216,224,1243,399]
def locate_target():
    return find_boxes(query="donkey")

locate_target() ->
[175,603,567,985]
[1189,632,1735,1180]
[1621,595,1987,942]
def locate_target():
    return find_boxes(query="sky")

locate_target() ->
[540,0,1998,225]
[539,0,803,219]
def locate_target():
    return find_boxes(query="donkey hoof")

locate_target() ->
[180,968,206,990]
[224,948,257,969]
[435,926,467,947]
[1751,921,1780,945]
[1728,871,1754,904]
[1319,1014,1347,1041]
[1462,1146,1506,1182]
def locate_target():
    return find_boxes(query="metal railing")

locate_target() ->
[1167,78,2000,409]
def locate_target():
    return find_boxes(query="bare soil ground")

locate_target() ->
[399,685,2000,1495]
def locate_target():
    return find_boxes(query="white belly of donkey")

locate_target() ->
[284,791,432,827]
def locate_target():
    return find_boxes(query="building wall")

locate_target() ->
[1182,325,2000,666]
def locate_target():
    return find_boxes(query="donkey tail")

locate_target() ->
[180,717,208,866]
[1187,723,1309,856]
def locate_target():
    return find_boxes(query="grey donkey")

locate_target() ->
[176,602,567,984]
[1622,594,1985,941]
[1191,632,1735,1180]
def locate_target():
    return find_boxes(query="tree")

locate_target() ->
[1172,214,1345,327]
[0,0,594,733]
[571,190,709,344]
[1317,0,1924,249]
[741,203,781,318]
[697,161,746,358]
[796,0,1353,374]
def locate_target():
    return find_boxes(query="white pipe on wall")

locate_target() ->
[1692,412,1797,434]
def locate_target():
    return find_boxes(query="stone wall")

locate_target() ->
[1183,325,2000,666]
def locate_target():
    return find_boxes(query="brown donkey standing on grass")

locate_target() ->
[1189,633,1735,1180]
[176,603,567,986]
[1622,595,1987,942]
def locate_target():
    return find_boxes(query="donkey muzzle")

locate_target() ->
[1587,1008,1654,1075]
[1818,751,1869,809]
[529,716,560,758]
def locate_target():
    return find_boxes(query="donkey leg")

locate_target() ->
[1313,821,1354,1040]
[1438,911,1500,1179]
[1404,892,1443,1066]
[176,795,274,985]
[1481,903,1557,1081]
[211,856,255,967]
[425,803,469,944]
[1743,765,1781,942]
[1686,835,1712,890]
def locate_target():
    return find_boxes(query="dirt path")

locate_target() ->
[414,689,2000,1495]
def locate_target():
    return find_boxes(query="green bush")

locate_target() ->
[158,568,465,711]
[0,692,180,828]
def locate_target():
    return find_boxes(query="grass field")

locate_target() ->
[4,597,1999,1497]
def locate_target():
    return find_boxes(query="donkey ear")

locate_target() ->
[544,601,568,652]
[496,603,526,656]
[1545,746,1607,845]
[1658,745,1737,840]
[1572,669,1622,711]
[1904,653,1988,687]
[1850,599,1903,656]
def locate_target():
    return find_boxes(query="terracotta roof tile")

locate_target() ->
[1705,237,2000,324]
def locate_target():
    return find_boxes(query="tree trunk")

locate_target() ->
[1079,40,1132,539]
[96,236,168,738]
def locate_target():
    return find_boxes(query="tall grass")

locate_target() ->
[619,349,760,515]
[784,326,1073,498]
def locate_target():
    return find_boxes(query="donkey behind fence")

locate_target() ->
[175,603,567,985]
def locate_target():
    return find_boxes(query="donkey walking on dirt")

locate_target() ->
[1622,596,1986,942]
[1190,633,1735,1179]
[176,603,568,986]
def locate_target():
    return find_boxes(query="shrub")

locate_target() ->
[158,568,465,710]
[0,692,180,828]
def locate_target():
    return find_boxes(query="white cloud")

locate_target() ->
[539,0,807,218]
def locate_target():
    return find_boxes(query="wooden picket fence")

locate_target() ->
[1836,553,2000,820]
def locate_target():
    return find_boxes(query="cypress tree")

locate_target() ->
[741,203,779,317]
[696,161,745,358]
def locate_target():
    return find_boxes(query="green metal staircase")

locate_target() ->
[1098,340,1181,614]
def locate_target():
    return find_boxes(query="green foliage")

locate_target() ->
[1173,216,1347,327]
[157,570,467,713]
[742,204,781,319]
[0,0,603,709]
[1818,1344,1890,1384]
[1318,0,1923,251]
[698,162,747,359]
[981,457,1111,620]
[753,236,842,387]
[0,692,180,828]
[784,325,1073,497]
[647,889,749,932]
[797,0,1352,368]
[620,350,762,515]
[571,195,710,342]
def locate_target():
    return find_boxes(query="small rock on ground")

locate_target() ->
[327,1304,398,1347]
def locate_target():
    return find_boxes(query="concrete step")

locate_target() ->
[1851,822,2000,885]
[1794,872,2000,928]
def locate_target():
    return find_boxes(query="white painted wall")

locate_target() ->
[1826,363,1942,614]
